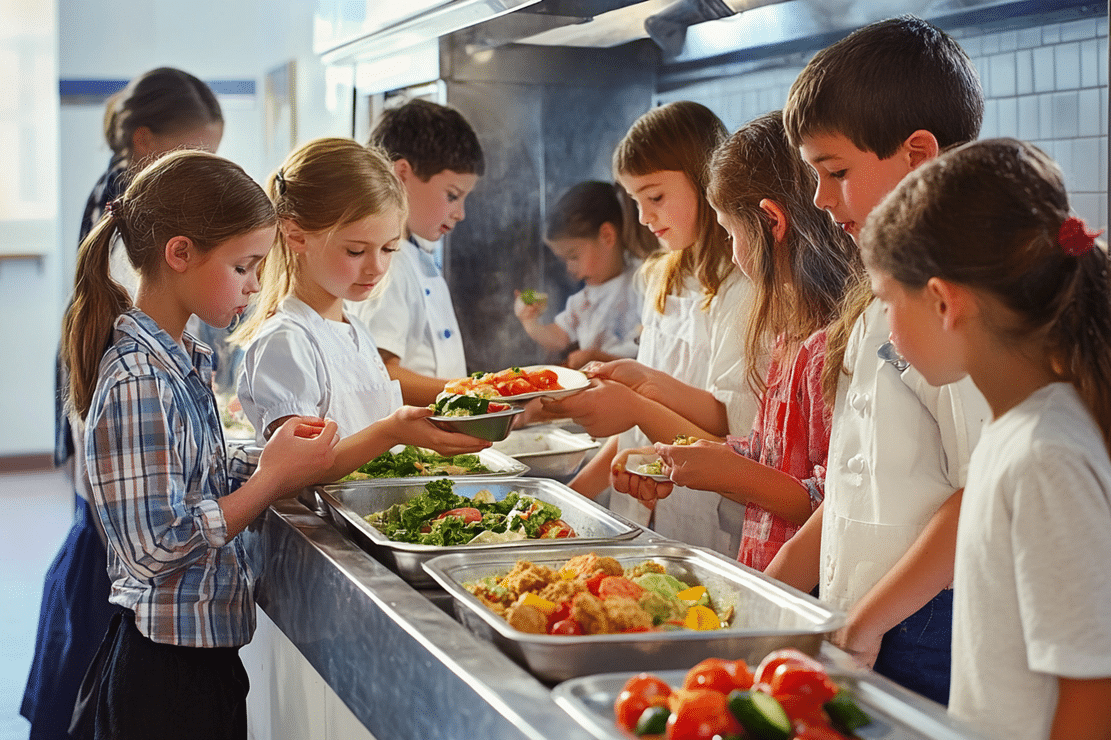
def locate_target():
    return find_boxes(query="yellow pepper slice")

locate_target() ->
[676,585,707,602]
[684,604,721,631]
[519,592,557,615]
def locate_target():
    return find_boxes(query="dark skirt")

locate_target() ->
[872,587,953,706]
[21,496,118,740]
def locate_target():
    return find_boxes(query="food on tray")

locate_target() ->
[463,552,733,636]
[672,435,699,445]
[613,648,872,740]
[519,288,548,306]
[429,392,512,417]
[635,459,666,476]
[344,445,492,480]
[363,479,577,546]
[444,366,563,398]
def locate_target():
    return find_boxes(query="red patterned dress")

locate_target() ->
[729,330,829,570]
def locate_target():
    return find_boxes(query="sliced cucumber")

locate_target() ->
[727,689,792,740]
[824,689,872,734]
[634,705,670,736]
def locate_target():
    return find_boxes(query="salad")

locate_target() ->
[429,393,512,417]
[465,552,734,636]
[344,445,492,480]
[363,479,576,546]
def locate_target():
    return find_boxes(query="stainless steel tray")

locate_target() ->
[551,646,988,740]
[421,542,844,684]
[316,477,642,589]
[344,446,529,482]
[492,426,600,479]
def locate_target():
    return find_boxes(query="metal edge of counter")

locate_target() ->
[241,497,600,740]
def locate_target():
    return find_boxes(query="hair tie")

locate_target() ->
[104,199,117,216]
[1058,216,1102,257]
[274,169,287,195]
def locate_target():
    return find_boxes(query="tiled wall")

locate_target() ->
[659,13,1109,230]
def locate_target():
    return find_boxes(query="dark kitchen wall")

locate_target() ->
[439,41,658,374]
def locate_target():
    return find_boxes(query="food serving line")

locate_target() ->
[238,439,989,740]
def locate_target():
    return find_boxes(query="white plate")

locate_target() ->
[457,365,590,401]
[624,453,670,482]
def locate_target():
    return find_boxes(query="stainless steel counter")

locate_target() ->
[242,497,599,740]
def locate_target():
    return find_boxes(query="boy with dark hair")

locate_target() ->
[764,15,990,706]
[349,99,486,405]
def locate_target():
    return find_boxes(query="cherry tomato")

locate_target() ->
[768,663,839,715]
[549,618,584,635]
[597,576,646,601]
[586,572,607,596]
[666,688,742,740]
[793,717,852,740]
[682,659,737,694]
[614,674,672,733]
[753,647,824,685]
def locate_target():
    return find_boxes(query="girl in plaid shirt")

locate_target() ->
[612,111,862,571]
[62,149,338,739]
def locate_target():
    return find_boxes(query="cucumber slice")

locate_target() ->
[634,705,670,736]
[824,689,872,734]
[727,689,792,740]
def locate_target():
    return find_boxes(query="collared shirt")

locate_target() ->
[85,309,253,647]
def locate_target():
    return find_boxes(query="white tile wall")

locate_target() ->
[660,13,1109,229]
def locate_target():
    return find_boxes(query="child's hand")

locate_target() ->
[540,378,643,437]
[612,446,671,507]
[831,614,883,670]
[582,358,659,396]
[514,290,546,323]
[385,405,491,456]
[655,439,731,492]
[257,416,339,498]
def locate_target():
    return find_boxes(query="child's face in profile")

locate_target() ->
[401,168,479,242]
[617,170,700,252]
[191,225,273,329]
[799,131,915,242]
[548,229,622,286]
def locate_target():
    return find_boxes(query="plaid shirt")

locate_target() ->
[85,309,254,647]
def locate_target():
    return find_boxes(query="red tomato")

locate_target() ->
[435,507,482,523]
[753,647,824,685]
[721,659,755,690]
[666,689,741,740]
[793,717,852,740]
[597,576,646,601]
[538,519,576,538]
[768,662,839,713]
[549,618,583,635]
[614,674,672,732]
[497,377,538,396]
[547,601,571,629]
[682,659,737,695]
[586,572,607,596]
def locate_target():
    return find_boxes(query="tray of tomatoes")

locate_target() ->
[551,645,987,740]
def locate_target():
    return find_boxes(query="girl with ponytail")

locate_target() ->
[860,137,1111,740]
[62,149,338,739]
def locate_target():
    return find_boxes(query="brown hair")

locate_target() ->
[370,99,485,180]
[783,15,984,405]
[708,110,862,398]
[104,67,223,160]
[230,137,408,344]
[62,150,275,418]
[861,138,1111,450]
[614,101,732,313]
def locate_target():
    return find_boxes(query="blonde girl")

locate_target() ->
[544,101,760,556]
[233,138,487,482]
[862,138,1111,740]
[627,111,861,570]
[63,149,339,739]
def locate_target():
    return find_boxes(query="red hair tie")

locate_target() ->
[1058,216,1102,257]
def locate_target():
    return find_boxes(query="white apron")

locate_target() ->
[414,245,467,379]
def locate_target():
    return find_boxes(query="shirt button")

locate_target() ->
[424,288,431,295]
[443,329,452,339]
[847,455,866,474]
[850,393,869,412]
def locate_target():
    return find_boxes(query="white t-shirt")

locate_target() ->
[553,260,643,358]
[347,237,467,379]
[608,268,760,556]
[820,299,990,613]
[236,296,402,443]
[950,383,1111,740]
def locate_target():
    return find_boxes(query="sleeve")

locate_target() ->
[905,370,991,489]
[348,250,420,361]
[553,289,583,344]
[236,323,329,444]
[86,375,228,581]
[604,277,644,359]
[705,274,761,436]
[1011,444,1111,677]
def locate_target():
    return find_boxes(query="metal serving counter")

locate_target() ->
[241,496,984,740]
[242,496,599,740]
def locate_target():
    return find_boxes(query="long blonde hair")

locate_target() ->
[613,101,732,313]
[62,150,275,418]
[230,137,407,344]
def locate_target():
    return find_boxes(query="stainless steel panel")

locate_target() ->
[492,425,600,479]
[316,476,642,588]
[422,542,844,684]
[551,645,990,740]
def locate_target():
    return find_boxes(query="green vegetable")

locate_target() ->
[824,690,872,735]
[344,445,490,480]
[520,289,547,305]
[632,572,690,599]
[634,705,670,736]
[727,690,792,740]
[430,394,497,416]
